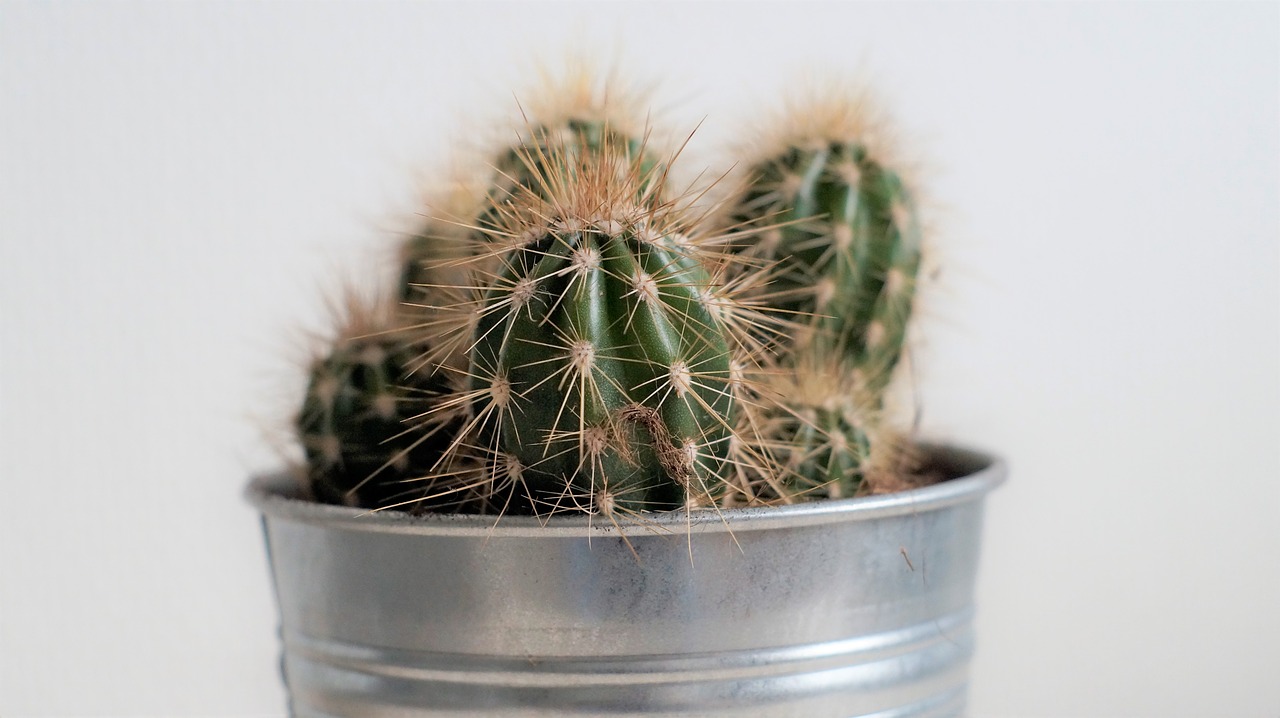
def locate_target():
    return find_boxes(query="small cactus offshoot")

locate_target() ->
[760,352,878,500]
[295,297,467,511]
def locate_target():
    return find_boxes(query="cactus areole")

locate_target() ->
[471,214,735,514]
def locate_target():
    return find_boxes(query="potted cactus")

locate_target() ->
[248,78,1005,717]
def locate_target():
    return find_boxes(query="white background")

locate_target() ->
[2,2,1277,716]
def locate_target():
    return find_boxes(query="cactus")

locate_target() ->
[295,297,473,511]
[728,97,922,402]
[483,119,662,228]
[758,352,877,500]
[429,134,753,518]
[477,67,667,248]
[399,78,663,373]
[720,92,926,498]
[399,118,663,331]
[400,121,660,290]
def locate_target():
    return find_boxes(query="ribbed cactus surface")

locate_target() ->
[456,147,737,516]
[734,139,921,398]
[472,226,734,513]
[499,119,654,195]
[297,321,456,510]
[763,355,876,499]
[398,119,659,363]
[292,80,937,515]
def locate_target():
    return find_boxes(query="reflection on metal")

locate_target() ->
[248,445,1005,717]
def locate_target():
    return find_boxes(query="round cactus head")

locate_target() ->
[480,63,667,240]
[424,130,765,519]
[397,74,665,375]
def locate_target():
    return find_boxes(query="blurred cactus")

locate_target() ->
[758,352,877,500]
[727,93,922,402]
[295,298,470,510]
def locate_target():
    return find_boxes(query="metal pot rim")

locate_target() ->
[245,443,1005,537]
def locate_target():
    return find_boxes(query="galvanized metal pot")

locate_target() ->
[247,445,1004,718]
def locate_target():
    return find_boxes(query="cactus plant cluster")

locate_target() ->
[292,75,931,517]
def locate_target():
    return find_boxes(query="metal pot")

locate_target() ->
[248,444,1004,717]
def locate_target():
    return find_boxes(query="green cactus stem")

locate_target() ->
[436,137,751,518]
[485,118,661,224]
[398,116,662,376]
[397,120,657,304]
[296,300,469,512]
[757,352,881,500]
[730,111,923,401]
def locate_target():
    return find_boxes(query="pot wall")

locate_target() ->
[249,445,1004,717]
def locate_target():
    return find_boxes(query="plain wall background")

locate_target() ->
[2,2,1277,716]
